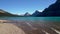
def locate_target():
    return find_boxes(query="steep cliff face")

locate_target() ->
[42,0,60,16]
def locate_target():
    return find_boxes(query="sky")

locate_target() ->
[0,0,56,15]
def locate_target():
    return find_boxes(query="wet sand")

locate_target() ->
[0,20,60,34]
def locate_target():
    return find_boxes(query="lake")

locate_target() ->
[0,17,60,22]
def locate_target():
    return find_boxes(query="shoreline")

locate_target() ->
[0,20,20,23]
[0,23,25,34]
[0,20,11,22]
[0,20,60,34]
[0,20,26,34]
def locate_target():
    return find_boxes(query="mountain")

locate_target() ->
[32,10,42,17]
[42,0,60,16]
[24,12,31,16]
[0,9,19,17]
[0,0,59,17]
[32,0,60,17]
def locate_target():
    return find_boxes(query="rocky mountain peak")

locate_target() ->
[24,12,30,16]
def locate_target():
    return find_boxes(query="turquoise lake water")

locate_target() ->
[0,17,60,22]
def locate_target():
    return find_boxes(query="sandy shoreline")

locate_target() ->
[0,20,25,34]
[0,20,60,34]
[0,20,16,23]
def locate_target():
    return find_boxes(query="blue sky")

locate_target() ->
[0,0,56,15]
